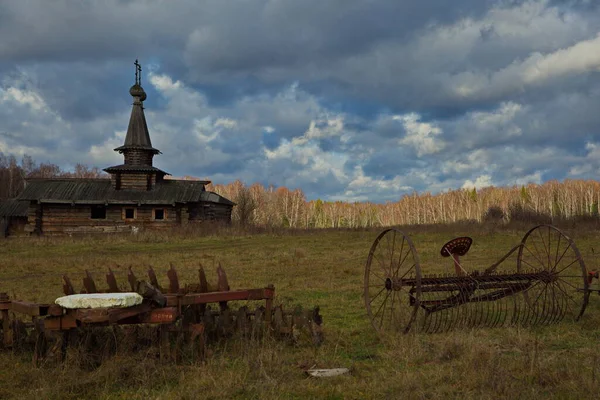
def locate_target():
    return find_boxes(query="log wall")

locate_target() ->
[119,173,154,190]
[188,202,232,222]
[28,204,178,235]
[23,201,232,235]
[124,149,154,166]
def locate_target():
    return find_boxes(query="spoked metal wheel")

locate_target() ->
[517,224,589,324]
[364,229,421,334]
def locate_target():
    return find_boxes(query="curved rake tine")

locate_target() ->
[127,266,137,292]
[147,266,160,290]
[62,275,75,295]
[217,263,230,292]
[83,270,97,293]
[106,268,119,292]
[198,265,208,293]
[167,263,180,294]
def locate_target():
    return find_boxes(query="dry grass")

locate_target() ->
[1,223,600,399]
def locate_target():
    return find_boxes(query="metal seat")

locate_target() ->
[440,237,472,257]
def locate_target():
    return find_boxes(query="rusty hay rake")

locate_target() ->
[0,264,323,365]
[364,224,593,334]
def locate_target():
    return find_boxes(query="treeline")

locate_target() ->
[208,179,600,228]
[0,153,106,199]
[2,153,600,228]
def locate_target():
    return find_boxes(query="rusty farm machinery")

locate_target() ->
[364,224,596,334]
[0,264,323,365]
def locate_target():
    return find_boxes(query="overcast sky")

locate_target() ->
[1,0,600,201]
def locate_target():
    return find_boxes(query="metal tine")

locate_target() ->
[546,283,560,326]
[553,282,569,323]
[147,266,161,290]
[483,290,495,328]
[507,277,521,327]
[496,292,509,329]
[469,297,480,329]
[217,263,230,292]
[167,263,180,294]
[523,290,536,327]
[482,284,494,328]
[62,275,75,296]
[416,291,427,333]
[216,263,230,312]
[428,293,443,333]
[488,291,500,328]
[456,284,470,331]
[83,270,98,293]
[551,283,566,325]
[536,284,550,326]
[444,283,460,333]
[525,284,541,327]
[106,267,119,292]
[530,284,545,326]
[198,264,208,293]
[556,284,569,323]
[422,293,435,333]
[434,308,447,334]
[473,290,485,329]
[516,292,528,327]
[545,284,558,325]
[551,286,567,323]
[127,266,137,292]
[441,290,457,333]
[508,293,519,327]
[455,285,469,330]
[550,284,565,325]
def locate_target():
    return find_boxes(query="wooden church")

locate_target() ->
[11,61,234,235]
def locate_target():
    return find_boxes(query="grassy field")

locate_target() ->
[1,223,600,399]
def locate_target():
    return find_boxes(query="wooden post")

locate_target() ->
[1,310,10,347]
[159,325,170,362]
[264,285,274,336]
[0,293,11,347]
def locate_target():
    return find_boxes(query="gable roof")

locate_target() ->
[17,178,234,206]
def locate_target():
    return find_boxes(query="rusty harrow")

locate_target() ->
[0,264,323,365]
[364,224,590,334]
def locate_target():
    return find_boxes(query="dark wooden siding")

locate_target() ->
[26,204,179,235]
[188,202,232,222]
[120,173,151,190]
[1,217,27,237]
[124,149,154,166]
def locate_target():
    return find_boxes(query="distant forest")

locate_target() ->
[2,153,600,228]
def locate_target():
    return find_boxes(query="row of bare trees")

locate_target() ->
[208,179,600,228]
[2,153,600,227]
[0,153,106,199]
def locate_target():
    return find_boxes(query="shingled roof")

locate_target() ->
[17,179,234,206]
[103,164,168,174]
[113,85,160,154]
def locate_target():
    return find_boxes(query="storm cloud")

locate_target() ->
[1,0,600,201]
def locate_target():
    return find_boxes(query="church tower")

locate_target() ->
[104,60,167,190]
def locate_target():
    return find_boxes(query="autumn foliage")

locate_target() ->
[2,153,600,227]
[208,179,600,228]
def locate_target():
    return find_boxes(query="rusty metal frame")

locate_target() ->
[364,224,591,335]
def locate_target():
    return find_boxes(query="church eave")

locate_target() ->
[113,145,161,154]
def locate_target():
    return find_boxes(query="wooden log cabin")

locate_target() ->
[7,61,234,235]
